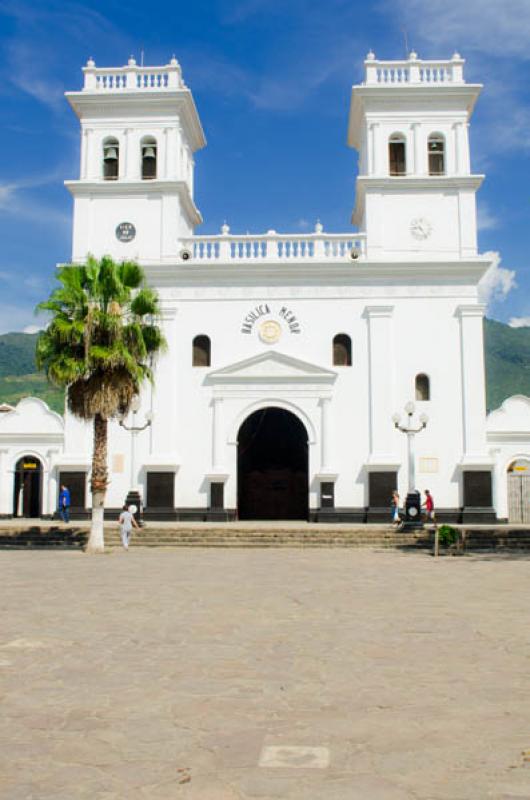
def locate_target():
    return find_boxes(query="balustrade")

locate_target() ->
[83,57,183,92]
[365,52,465,86]
[181,228,366,263]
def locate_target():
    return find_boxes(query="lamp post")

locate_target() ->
[119,396,153,523]
[392,402,428,529]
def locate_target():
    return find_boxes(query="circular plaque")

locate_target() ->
[259,320,282,344]
[115,222,136,242]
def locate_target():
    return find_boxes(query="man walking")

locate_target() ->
[58,484,71,523]
[118,505,139,550]
[423,489,435,524]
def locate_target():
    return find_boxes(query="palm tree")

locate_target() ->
[36,255,165,553]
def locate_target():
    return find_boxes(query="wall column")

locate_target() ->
[411,122,421,175]
[456,304,488,458]
[211,397,225,470]
[0,449,11,515]
[320,396,332,471]
[46,449,59,518]
[151,307,178,456]
[364,306,395,461]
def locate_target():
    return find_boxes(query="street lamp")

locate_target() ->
[393,402,428,528]
[119,396,153,522]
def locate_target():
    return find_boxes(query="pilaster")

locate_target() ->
[456,304,489,462]
[364,306,395,462]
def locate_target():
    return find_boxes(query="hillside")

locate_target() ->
[0,320,528,416]
[483,319,530,411]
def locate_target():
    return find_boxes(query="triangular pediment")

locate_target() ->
[206,350,336,385]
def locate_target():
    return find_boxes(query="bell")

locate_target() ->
[104,146,118,161]
[142,146,156,160]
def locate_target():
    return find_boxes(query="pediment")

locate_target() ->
[206,351,336,385]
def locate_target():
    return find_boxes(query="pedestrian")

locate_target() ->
[118,504,138,550]
[58,484,71,523]
[390,490,401,526]
[423,489,435,524]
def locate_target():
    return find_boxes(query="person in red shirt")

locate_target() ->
[423,489,435,523]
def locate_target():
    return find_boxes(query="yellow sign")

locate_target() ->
[23,462,37,469]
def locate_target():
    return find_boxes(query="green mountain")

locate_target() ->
[483,318,530,411]
[0,320,528,416]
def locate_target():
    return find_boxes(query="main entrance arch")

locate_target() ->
[13,455,42,518]
[237,407,309,520]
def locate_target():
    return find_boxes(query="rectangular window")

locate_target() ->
[369,472,397,507]
[210,483,224,509]
[320,482,335,508]
[58,472,86,508]
[463,471,492,507]
[146,472,174,508]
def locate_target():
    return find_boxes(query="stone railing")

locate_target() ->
[82,57,184,91]
[179,224,366,263]
[364,51,465,85]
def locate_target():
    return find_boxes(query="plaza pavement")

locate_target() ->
[1,547,529,800]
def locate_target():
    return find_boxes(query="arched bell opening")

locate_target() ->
[13,455,42,518]
[237,407,309,521]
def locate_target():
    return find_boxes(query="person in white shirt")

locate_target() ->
[118,505,139,550]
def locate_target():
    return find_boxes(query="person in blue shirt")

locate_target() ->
[58,485,71,523]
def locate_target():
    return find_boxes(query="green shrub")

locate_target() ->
[438,524,459,547]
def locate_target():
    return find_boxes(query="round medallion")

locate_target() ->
[115,222,136,242]
[259,320,282,344]
[410,217,432,240]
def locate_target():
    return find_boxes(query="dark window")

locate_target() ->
[332,334,352,366]
[103,139,119,180]
[389,136,406,175]
[415,373,430,401]
[146,472,174,508]
[210,483,224,509]
[463,471,492,507]
[141,138,157,179]
[58,472,86,508]
[369,471,397,507]
[428,135,445,175]
[192,335,211,367]
[320,482,335,508]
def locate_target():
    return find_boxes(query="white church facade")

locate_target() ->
[1,52,529,523]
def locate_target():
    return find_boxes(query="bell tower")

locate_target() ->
[348,51,483,260]
[65,56,206,264]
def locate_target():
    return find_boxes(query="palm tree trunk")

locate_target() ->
[85,413,108,554]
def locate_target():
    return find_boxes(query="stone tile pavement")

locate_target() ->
[1,548,529,799]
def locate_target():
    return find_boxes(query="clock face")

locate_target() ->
[259,320,282,344]
[116,222,136,242]
[410,217,432,240]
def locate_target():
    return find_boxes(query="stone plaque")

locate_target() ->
[115,222,136,242]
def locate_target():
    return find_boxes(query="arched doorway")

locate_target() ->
[507,459,530,523]
[13,456,42,518]
[237,407,309,520]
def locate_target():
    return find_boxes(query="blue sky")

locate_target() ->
[0,0,529,333]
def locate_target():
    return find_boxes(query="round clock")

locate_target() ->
[116,222,136,242]
[259,320,282,344]
[410,217,432,240]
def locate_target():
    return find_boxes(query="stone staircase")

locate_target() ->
[1,522,530,551]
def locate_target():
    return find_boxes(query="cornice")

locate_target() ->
[65,90,206,152]
[64,179,202,226]
[144,257,492,287]
[352,174,484,226]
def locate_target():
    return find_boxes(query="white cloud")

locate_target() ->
[477,203,500,232]
[509,317,530,328]
[0,304,47,335]
[22,325,43,334]
[391,0,530,60]
[477,251,516,307]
